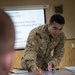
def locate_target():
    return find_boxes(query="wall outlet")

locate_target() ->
[71,43,75,48]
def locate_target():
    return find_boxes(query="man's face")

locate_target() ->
[48,21,64,38]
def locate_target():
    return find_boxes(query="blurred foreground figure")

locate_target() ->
[0,8,15,75]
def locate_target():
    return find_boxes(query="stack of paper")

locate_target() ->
[11,68,28,74]
[64,66,75,73]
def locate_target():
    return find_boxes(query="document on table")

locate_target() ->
[64,66,75,73]
[9,68,28,74]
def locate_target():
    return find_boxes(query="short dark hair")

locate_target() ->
[50,14,65,24]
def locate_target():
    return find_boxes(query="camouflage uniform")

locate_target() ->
[21,24,66,70]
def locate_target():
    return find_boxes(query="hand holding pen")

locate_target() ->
[31,65,44,75]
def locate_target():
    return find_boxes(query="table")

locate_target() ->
[10,69,75,75]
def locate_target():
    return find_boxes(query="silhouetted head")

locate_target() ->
[0,8,15,75]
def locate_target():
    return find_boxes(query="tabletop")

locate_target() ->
[10,69,75,75]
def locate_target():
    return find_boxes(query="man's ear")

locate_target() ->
[48,22,51,27]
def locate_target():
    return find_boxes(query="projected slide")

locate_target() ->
[5,9,45,49]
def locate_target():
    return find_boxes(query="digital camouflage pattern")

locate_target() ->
[21,24,66,69]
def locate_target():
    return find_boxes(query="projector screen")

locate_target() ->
[5,9,45,49]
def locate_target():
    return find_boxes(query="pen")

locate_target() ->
[42,68,59,71]
[52,68,59,71]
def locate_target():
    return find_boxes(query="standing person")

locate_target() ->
[21,14,66,75]
[0,8,15,75]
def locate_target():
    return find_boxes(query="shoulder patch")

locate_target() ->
[36,32,42,39]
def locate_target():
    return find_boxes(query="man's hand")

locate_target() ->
[48,62,52,72]
[31,66,44,75]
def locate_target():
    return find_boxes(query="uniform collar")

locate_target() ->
[43,24,52,37]
[42,24,60,41]
[41,24,53,41]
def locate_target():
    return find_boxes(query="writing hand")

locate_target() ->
[31,66,44,75]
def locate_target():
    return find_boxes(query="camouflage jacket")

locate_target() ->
[21,24,66,69]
